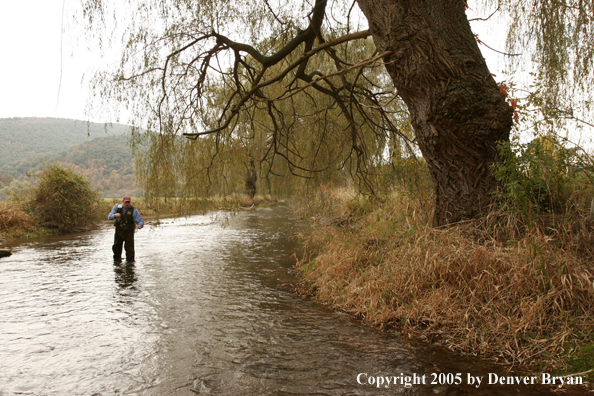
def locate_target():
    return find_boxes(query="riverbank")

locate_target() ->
[133,193,278,219]
[0,201,49,241]
[291,186,594,383]
[0,193,278,242]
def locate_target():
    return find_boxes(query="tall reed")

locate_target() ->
[294,185,594,372]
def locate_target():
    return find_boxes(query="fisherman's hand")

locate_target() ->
[115,213,121,218]
[136,225,142,229]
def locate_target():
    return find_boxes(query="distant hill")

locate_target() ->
[0,117,130,168]
[0,118,139,198]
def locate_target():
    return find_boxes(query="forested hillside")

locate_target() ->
[0,118,138,198]
[0,118,129,167]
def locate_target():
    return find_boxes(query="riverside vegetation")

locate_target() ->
[292,136,594,380]
[0,164,109,240]
[0,163,277,241]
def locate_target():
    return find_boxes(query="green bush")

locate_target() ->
[32,164,103,233]
[493,134,593,219]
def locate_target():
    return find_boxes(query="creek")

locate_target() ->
[0,205,561,395]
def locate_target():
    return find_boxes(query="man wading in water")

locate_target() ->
[108,195,144,262]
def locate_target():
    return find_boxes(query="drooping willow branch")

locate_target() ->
[112,0,414,194]
[182,30,372,139]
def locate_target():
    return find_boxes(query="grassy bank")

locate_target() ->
[0,199,113,242]
[0,201,44,240]
[292,185,594,378]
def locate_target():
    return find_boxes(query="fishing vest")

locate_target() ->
[114,205,137,231]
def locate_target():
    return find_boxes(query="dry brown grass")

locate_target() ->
[0,201,39,240]
[294,186,594,370]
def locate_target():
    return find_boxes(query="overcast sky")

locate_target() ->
[0,1,508,124]
[0,0,102,121]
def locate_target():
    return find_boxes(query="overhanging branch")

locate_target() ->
[183,30,372,139]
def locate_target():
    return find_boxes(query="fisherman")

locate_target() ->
[108,195,144,262]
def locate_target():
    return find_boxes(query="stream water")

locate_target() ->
[0,205,573,395]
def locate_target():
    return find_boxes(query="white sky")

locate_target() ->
[0,1,509,124]
[0,0,103,122]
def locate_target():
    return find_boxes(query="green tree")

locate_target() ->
[81,0,592,225]
[32,164,102,233]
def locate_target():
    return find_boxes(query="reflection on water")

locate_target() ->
[0,205,569,395]
[114,261,138,291]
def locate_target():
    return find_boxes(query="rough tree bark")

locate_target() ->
[357,0,514,226]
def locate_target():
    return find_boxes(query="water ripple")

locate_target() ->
[0,206,556,395]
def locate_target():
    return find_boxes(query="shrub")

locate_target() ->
[0,201,38,240]
[32,164,103,233]
[493,134,594,220]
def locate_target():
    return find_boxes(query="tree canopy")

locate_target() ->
[80,0,594,224]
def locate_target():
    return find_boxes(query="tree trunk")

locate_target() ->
[357,0,514,226]
[245,158,257,198]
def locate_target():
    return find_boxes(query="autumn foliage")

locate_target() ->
[0,201,37,240]
[498,81,519,123]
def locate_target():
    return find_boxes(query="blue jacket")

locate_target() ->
[108,204,144,228]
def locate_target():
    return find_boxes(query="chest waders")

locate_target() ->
[114,205,136,235]
[113,204,137,261]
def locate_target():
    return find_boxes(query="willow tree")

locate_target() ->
[82,0,593,225]
[502,0,594,120]
[127,33,406,200]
